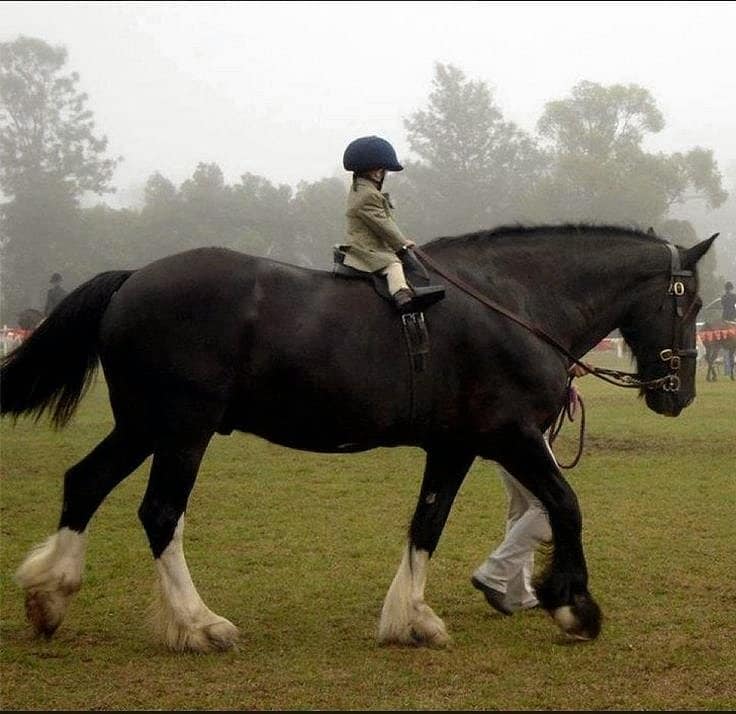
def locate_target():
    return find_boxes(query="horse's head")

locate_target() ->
[620,234,718,416]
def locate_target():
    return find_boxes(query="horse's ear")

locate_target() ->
[647,226,656,235]
[684,233,719,267]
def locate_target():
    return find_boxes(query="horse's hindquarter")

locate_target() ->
[99,248,260,424]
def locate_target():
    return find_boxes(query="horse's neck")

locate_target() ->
[428,234,665,358]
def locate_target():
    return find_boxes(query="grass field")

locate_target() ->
[1,354,734,710]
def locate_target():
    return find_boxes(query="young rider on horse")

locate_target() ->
[341,136,417,312]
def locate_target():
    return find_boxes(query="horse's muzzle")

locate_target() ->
[645,389,692,417]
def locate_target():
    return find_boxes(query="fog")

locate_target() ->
[4,1,735,203]
[2,1,736,323]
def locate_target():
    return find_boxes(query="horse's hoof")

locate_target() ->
[24,590,67,638]
[551,594,602,641]
[409,621,450,648]
[200,619,240,652]
[378,603,450,648]
[168,618,240,653]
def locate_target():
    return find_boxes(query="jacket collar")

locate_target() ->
[354,176,382,191]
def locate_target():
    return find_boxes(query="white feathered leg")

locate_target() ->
[151,516,239,652]
[15,527,87,637]
[378,545,449,646]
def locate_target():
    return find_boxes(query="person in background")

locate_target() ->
[703,281,736,322]
[471,362,590,615]
[341,136,418,313]
[44,273,67,317]
[719,281,735,321]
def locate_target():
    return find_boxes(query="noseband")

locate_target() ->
[412,242,698,394]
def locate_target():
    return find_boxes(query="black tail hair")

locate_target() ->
[0,270,134,428]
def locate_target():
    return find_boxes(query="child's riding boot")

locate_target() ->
[392,288,414,313]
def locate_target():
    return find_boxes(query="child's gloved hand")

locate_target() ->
[568,362,591,378]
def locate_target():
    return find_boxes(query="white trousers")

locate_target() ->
[473,468,552,611]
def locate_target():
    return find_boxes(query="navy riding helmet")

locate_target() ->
[343,136,403,172]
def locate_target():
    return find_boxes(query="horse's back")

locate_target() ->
[101,246,329,338]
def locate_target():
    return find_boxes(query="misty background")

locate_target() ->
[1,1,735,325]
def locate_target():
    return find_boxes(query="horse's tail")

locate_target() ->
[0,270,134,428]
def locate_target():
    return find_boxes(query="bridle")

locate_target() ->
[411,242,699,394]
[654,243,700,392]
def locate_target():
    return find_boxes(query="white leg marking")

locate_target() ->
[553,605,591,640]
[15,528,87,636]
[152,516,239,652]
[378,545,449,646]
[553,605,577,631]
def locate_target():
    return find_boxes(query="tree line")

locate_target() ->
[0,36,730,324]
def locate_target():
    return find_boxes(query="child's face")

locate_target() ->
[365,168,386,183]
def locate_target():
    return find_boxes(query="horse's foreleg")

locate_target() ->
[15,428,151,639]
[139,437,239,653]
[378,447,474,647]
[496,429,602,641]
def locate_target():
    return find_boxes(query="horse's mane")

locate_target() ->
[425,223,668,249]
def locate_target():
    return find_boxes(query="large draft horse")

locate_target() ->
[1,225,716,652]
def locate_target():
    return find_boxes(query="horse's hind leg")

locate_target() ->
[15,427,151,638]
[139,433,238,653]
[378,447,475,647]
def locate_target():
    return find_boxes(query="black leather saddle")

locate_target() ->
[332,246,445,312]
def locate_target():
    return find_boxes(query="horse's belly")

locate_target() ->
[221,377,404,452]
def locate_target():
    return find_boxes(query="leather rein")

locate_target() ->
[411,243,699,468]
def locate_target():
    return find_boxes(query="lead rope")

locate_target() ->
[548,377,586,469]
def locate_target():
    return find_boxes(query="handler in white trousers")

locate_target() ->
[471,363,589,615]
[471,467,552,614]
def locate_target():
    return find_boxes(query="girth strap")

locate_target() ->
[401,311,432,429]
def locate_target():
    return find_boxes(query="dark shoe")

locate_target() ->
[470,576,513,616]
[392,288,414,313]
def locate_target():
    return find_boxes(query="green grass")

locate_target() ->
[1,356,734,710]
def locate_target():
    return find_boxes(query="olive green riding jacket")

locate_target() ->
[343,177,413,273]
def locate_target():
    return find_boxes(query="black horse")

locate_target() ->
[0,224,716,652]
